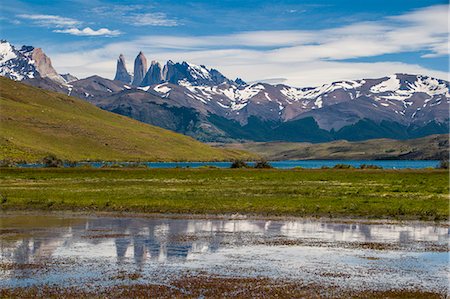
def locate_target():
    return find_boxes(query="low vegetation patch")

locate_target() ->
[0,168,447,220]
[230,159,250,168]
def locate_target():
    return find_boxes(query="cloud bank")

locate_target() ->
[50,4,449,86]
[54,27,121,37]
[17,14,120,37]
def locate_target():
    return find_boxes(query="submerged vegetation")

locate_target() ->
[0,168,447,220]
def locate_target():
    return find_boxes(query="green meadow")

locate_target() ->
[0,168,447,220]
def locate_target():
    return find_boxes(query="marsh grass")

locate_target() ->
[0,168,448,220]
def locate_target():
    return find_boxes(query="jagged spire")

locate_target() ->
[114,54,132,84]
[131,51,147,86]
[140,60,164,86]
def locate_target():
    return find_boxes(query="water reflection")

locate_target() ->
[1,216,448,267]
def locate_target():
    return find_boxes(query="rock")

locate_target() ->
[131,51,147,86]
[114,54,132,84]
[140,60,163,86]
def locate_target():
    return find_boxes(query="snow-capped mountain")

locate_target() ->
[114,52,242,87]
[145,73,449,128]
[0,40,65,84]
[1,41,448,142]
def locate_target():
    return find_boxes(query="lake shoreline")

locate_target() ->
[10,158,442,169]
[1,210,448,226]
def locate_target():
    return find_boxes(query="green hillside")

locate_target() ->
[0,77,252,162]
[217,134,448,161]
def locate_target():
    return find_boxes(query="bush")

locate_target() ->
[333,164,354,169]
[0,158,16,167]
[438,160,449,169]
[360,164,383,169]
[230,160,249,168]
[42,155,63,168]
[254,160,273,169]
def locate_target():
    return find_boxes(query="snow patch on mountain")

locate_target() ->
[0,41,17,64]
[370,75,400,93]
[153,83,171,94]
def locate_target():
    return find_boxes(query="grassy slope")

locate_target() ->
[216,134,449,160]
[0,77,253,162]
[0,168,447,220]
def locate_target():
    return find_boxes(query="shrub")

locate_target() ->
[42,155,63,168]
[0,158,16,167]
[254,160,273,169]
[360,164,383,169]
[438,160,449,169]
[230,160,249,168]
[0,193,7,204]
[333,164,354,169]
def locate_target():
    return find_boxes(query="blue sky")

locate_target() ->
[1,0,448,86]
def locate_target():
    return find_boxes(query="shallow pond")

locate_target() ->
[0,213,448,296]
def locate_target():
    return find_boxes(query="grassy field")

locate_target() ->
[0,168,447,220]
[0,77,253,162]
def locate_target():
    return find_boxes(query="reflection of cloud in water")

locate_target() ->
[1,217,448,267]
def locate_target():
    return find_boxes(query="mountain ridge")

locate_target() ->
[1,40,448,143]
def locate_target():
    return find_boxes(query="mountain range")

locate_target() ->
[1,40,448,143]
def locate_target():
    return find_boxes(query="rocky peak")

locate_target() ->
[60,73,78,83]
[29,47,65,84]
[140,60,163,86]
[235,78,247,86]
[131,51,147,86]
[114,54,132,84]
[0,40,64,84]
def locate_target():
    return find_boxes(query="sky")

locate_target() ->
[1,0,449,87]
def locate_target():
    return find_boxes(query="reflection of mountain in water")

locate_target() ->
[1,217,448,269]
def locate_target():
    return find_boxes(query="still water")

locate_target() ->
[18,160,440,169]
[0,213,448,294]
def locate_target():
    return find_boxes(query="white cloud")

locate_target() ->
[49,4,449,86]
[124,13,179,27]
[91,5,179,27]
[16,14,120,38]
[17,14,81,27]
[54,27,121,37]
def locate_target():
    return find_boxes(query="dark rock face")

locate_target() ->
[60,73,78,83]
[140,61,163,86]
[131,51,147,86]
[163,60,187,84]
[162,61,233,86]
[114,54,132,84]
